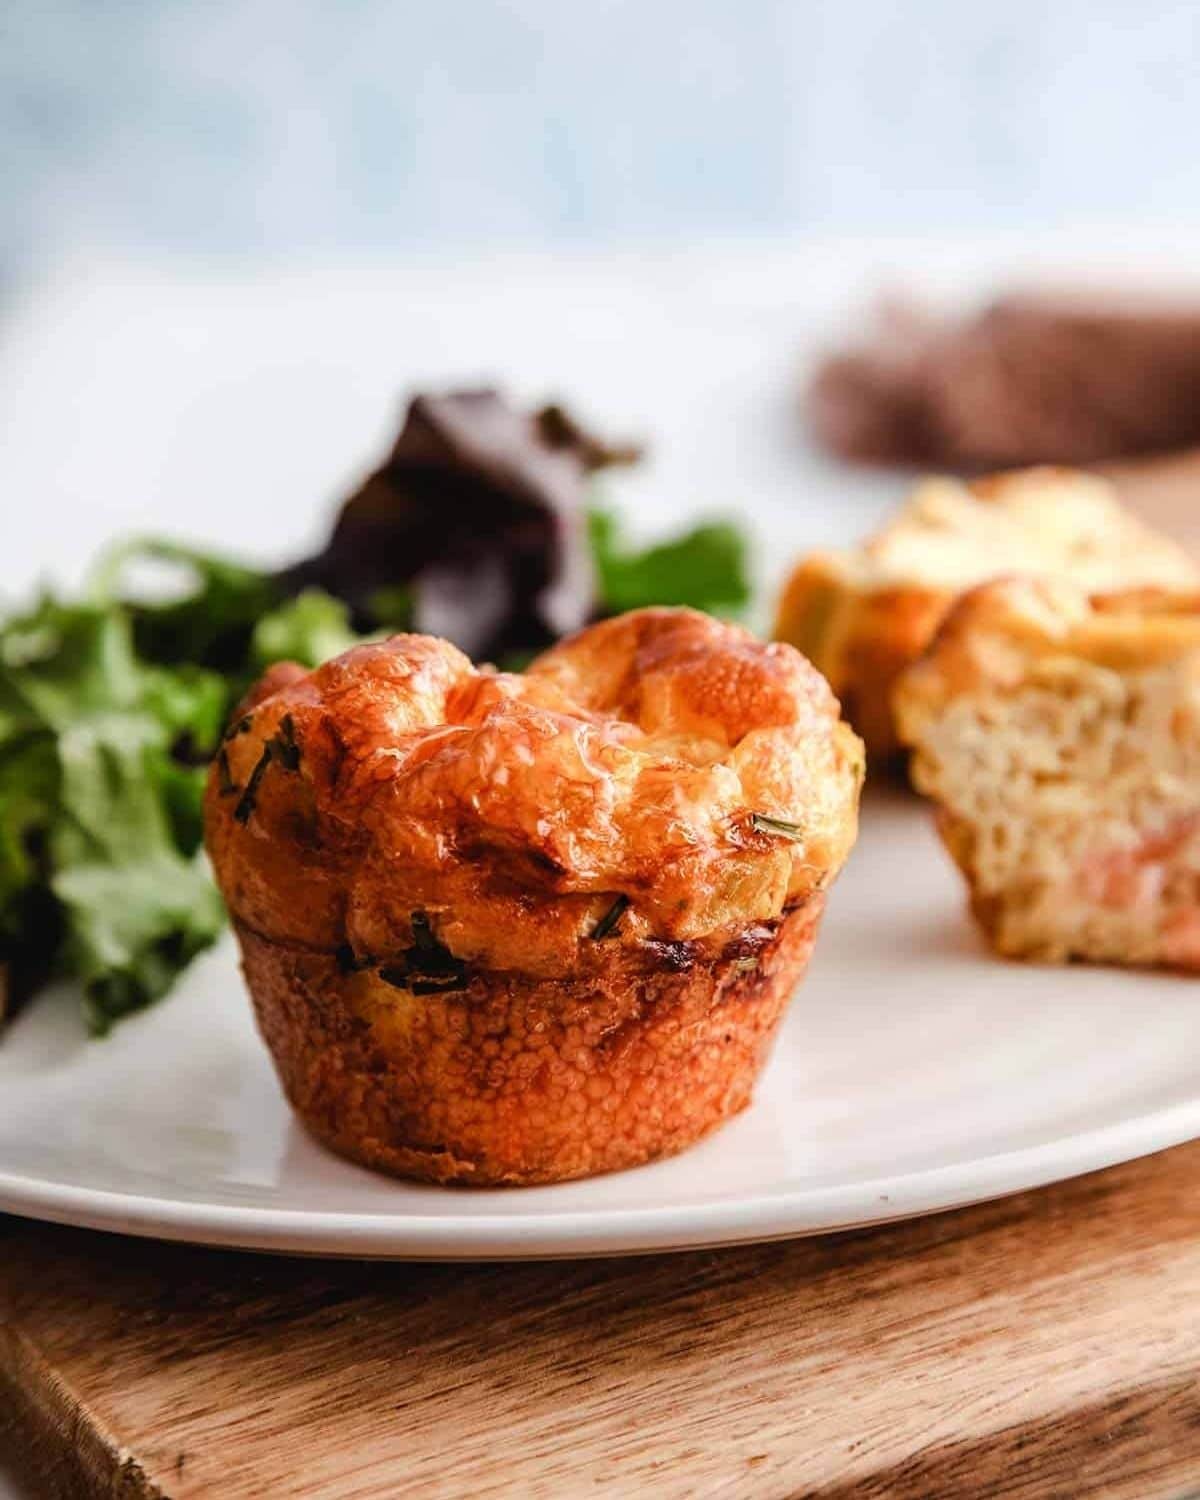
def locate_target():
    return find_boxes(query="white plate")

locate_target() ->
[3,242,1200,1258]
[1,792,1198,1258]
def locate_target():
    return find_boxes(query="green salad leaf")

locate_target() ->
[250,589,363,673]
[588,508,750,618]
[0,734,60,993]
[0,554,369,1032]
[51,708,225,1034]
[92,538,283,673]
[0,598,227,1031]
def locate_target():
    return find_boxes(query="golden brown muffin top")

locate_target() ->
[807,468,1199,595]
[205,608,863,978]
[894,578,1200,745]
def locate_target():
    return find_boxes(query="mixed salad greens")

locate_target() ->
[0,390,749,1031]
[0,554,358,1032]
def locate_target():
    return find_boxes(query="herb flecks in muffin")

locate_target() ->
[590,895,630,940]
[223,714,253,742]
[270,715,301,772]
[216,749,238,797]
[233,714,301,826]
[376,912,470,995]
[750,813,806,843]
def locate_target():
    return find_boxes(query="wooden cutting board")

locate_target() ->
[5,1140,1200,1499]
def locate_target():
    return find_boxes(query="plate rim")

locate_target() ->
[2,1099,1197,1259]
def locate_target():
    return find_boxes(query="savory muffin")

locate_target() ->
[774,467,1199,761]
[205,607,863,1186]
[894,578,1200,970]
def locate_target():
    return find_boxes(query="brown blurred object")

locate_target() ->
[808,294,1200,470]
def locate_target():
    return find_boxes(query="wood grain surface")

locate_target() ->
[5,1140,1200,1498]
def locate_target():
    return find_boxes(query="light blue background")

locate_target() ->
[2,0,1199,266]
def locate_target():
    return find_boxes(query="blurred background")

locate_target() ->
[4,0,1200,264]
[3,0,1200,599]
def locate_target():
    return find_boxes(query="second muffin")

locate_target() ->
[895,579,1200,971]
[774,467,1199,761]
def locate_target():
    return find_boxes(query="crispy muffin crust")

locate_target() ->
[205,607,862,1183]
[895,579,1200,970]
[237,900,823,1186]
[774,467,1199,762]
